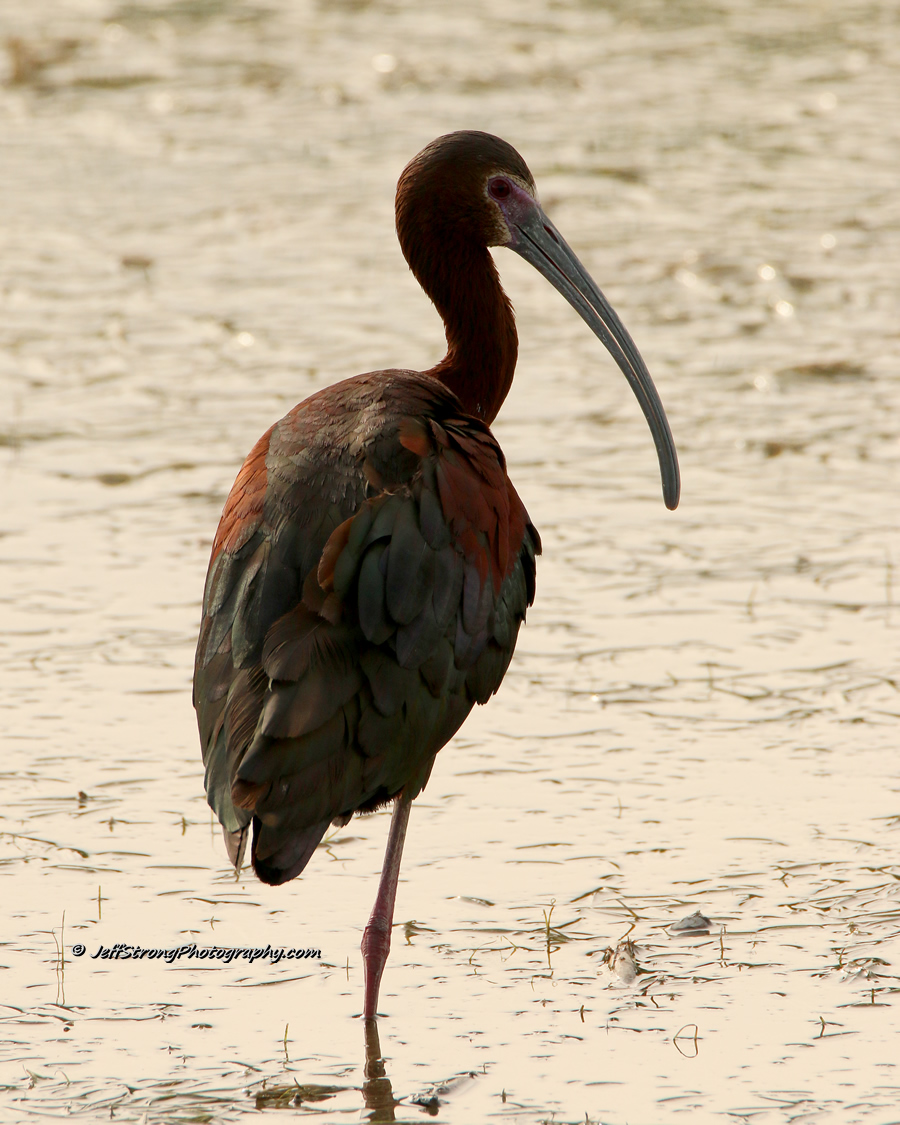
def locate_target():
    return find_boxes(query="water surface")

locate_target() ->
[1,0,899,1121]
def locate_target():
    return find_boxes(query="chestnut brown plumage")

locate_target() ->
[194,131,679,1020]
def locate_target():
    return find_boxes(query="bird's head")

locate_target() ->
[396,131,539,253]
[397,131,680,510]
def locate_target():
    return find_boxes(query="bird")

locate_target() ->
[193,130,679,1020]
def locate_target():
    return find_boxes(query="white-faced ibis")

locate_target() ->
[194,131,679,1019]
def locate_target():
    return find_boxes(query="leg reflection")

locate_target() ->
[362,1018,399,1122]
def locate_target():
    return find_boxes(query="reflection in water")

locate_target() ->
[672,1023,700,1059]
[362,1019,399,1122]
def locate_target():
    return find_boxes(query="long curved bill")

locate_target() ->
[510,205,680,510]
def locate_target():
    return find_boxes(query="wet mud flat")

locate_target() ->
[1,0,899,1121]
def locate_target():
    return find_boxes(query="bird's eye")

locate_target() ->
[489,178,511,200]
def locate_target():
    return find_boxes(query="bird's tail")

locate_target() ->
[250,816,330,885]
[224,825,248,872]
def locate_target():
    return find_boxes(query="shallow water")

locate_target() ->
[1,0,899,1121]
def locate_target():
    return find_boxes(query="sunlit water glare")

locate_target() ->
[2,0,899,1121]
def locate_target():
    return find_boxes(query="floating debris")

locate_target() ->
[409,1091,441,1114]
[252,1081,346,1109]
[670,911,712,933]
[601,938,640,983]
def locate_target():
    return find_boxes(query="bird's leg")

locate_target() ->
[361,792,412,1019]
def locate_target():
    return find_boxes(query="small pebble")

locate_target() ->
[670,911,712,933]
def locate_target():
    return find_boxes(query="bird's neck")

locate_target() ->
[418,243,518,425]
